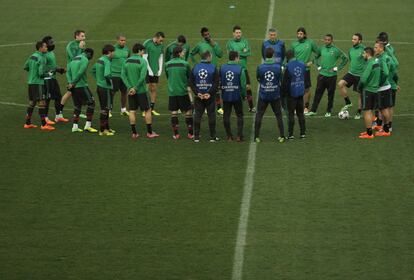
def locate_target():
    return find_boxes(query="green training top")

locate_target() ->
[226,37,251,69]
[314,44,348,77]
[23,51,46,85]
[143,39,164,76]
[66,40,83,64]
[165,57,191,96]
[121,54,148,94]
[165,41,190,62]
[376,52,391,88]
[348,43,366,76]
[66,53,90,88]
[92,55,113,89]
[44,51,59,79]
[359,57,380,93]
[111,44,130,78]
[290,38,319,70]
[190,40,223,66]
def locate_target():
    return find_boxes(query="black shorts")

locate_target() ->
[304,70,311,89]
[168,95,192,112]
[28,84,48,101]
[362,90,376,111]
[97,86,112,110]
[129,93,150,111]
[342,73,361,92]
[72,87,94,106]
[45,78,62,100]
[111,76,127,93]
[391,89,396,107]
[377,89,393,109]
[146,75,159,84]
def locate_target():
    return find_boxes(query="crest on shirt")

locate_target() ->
[264,71,274,82]
[225,71,235,82]
[198,69,208,79]
[294,67,302,77]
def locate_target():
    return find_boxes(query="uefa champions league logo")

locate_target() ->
[225,71,235,82]
[264,71,274,82]
[198,69,208,79]
[294,67,302,77]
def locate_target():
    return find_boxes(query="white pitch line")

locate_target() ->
[231,1,275,280]
[1,101,413,119]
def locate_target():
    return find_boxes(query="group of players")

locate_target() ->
[22,26,399,141]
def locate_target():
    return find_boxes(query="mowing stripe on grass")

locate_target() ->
[231,1,275,280]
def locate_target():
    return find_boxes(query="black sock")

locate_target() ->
[185,116,193,135]
[131,124,137,134]
[26,106,34,124]
[344,97,351,105]
[357,109,362,114]
[150,103,155,110]
[389,121,392,129]
[305,102,310,109]
[383,123,390,132]
[146,124,153,134]
[100,113,106,132]
[39,108,46,126]
[377,118,383,126]
[171,116,179,135]
[60,104,65,113]
[367,127,373,136]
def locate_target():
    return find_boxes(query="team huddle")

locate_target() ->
[22,26,399,141]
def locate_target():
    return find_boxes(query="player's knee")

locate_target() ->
[338,80,346,87]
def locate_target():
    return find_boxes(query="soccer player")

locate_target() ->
[227,25,255,112]
[92,44,115,136]
[41,35,68,124]
[358,47,380,139]
[165,46,193,140]
[66,48,97,133]
[165,35,190,62]
[23,41,54,131]
[290,27,319,113]
[219,51,246,142]
[111,34,130,116]
[372,41,395,137]
[190,51,220,143]
[261,28,285,64]
[337,33,366,119]
[60,30,86,117]
[306,34,348,117]
[143,31,165,116]
[282,50,306,139]
[254,47,285,143]
[121,43,159,139]
[190,27,224,115]
[377,32,399,132]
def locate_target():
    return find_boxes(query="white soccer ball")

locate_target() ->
[338,110,350,120]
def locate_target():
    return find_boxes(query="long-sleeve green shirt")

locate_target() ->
[143,39,164,76]
[290,38,319,70]
[111,44,130,78]
[66,40,83,65]
[348,44,366,76]
[190,40,223,66]
[315,44,348,77]
[359,57,380,93]
[226,38,251,69]
[121,54,148,94]
[92,55,113,89]
[23,51,46,85]
[165,57,191,96]
[66,53,90,88]
[376,52,392,88]
[165,41,190,62]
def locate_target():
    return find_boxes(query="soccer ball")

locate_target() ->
[338,110,350,120]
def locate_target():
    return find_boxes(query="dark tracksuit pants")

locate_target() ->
[311,74,337,113]
[254,97,285,138]
[223,100,244,138]
[194,97,216,139]
[287,95,306,136]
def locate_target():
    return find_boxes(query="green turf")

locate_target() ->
[1,0,414,279]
